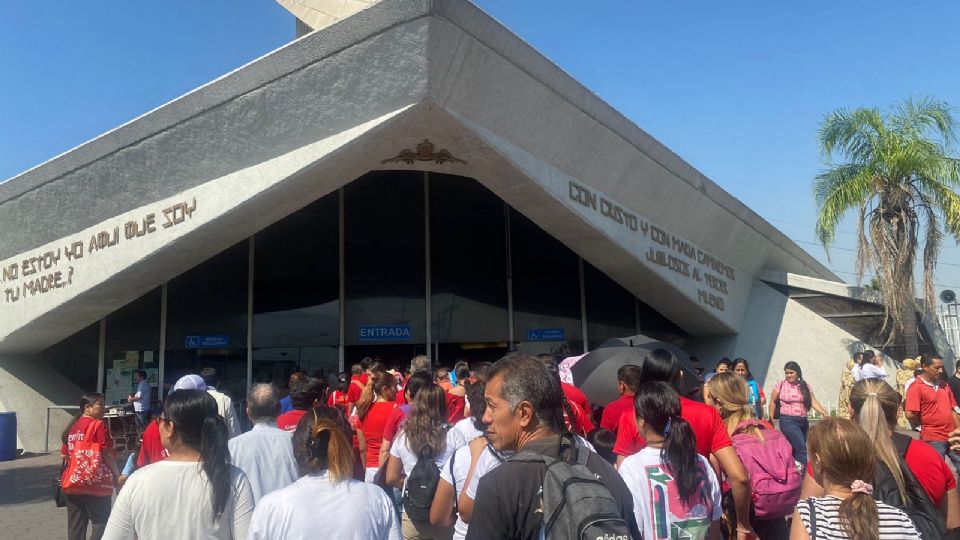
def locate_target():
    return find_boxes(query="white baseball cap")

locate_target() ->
[172,374,207,392]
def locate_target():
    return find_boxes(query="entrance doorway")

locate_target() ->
[435,343,509,367]
[344,344,430,371]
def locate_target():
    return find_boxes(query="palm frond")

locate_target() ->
[891,96,958,147]
[813,164,873,249]
[819,107,885,163]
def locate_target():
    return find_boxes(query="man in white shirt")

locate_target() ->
[200,367,242,438]
[127,370,152,432]
[228,383,300,503]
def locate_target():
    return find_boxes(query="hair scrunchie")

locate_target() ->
[851,480,873,494]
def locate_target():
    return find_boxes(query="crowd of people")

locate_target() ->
[57,348,960,539]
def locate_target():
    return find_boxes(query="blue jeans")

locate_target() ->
[779,414,809,465]
[135,410,150,433]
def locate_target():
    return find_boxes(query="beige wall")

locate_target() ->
[0,354,83,453]
[690,281,893,415]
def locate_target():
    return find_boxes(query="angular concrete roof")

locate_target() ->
[0,0,838,353]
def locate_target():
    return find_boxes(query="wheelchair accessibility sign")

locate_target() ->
[184,335,230,348]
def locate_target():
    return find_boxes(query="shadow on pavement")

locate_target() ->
[0,454,61,506]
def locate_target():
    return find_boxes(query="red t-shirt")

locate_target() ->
[905,378,958,442]
[277,410,308,432]
[804,438,956,505]
[383,404,411,443]
[613,396,732,458]
[346,376,365,406]
[446,394,466,424]
[561,383,595,434]
[562,383,591,414]
[600,394,634,432]
[327,390,349,416]
[137,419,169,467]
[359,401,395,468]
[61,416,113,457]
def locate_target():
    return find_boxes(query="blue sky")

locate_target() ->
[3,1,960,294]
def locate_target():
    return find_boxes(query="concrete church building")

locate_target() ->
[0,0,948,451]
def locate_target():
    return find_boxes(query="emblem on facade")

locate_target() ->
[380,139,467,165]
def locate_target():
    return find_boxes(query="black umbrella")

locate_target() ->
[570,337,701,405]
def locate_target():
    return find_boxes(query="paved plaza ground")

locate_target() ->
[0,453,68,540]
[0,423,923,540]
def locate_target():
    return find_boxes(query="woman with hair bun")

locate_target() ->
[249,410,401,540]
[618,381,722,540]
[792,417,918,539]
[102,389,253,540]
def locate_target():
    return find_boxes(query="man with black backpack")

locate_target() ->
[466,354,640,540]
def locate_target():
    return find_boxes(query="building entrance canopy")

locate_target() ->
[0,0,834,356]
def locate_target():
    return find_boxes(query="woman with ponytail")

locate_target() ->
[792,418,918,539]
[799,379,959,530]
[769,361,828,466]
[249,410,401,539]
[103,388,253,540]
[60,392,119,540]
[618,382,722,540]
[707,372,798,540]
[357,371,398,481]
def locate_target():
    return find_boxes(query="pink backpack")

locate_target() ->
[731,420,801,519]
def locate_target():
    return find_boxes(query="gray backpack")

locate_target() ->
[510,437,634,540]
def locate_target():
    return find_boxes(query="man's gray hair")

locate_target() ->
[487,353,565,433]
[247,383,280,422]
[410,355,431,374]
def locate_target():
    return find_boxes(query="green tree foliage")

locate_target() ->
[814,97,960,355]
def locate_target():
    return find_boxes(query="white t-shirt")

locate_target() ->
[618,447,721,540]
[859,363,888,380]
[852,364,862,382]
[453,418,484,443]
[464,445,506,500]
[439,444,474,540]
[390,428,467,477]
[102,460,254,540]
[249,472,401,540]
[207,387,241,439]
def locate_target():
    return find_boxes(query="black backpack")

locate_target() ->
[872,432,947,539]
[509,434,633,540]
[402,430,452,523]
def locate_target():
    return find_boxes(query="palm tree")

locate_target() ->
[814,97,960,356]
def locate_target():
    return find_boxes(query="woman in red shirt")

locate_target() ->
[60,392,120,540]
[356,372,397,481]
[800,378,960,529]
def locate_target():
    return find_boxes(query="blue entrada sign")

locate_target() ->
[184,335,231,348]
[526,328,566,341]
[359,324,413,341]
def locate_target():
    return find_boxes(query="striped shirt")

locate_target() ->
[797,496,920,539]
